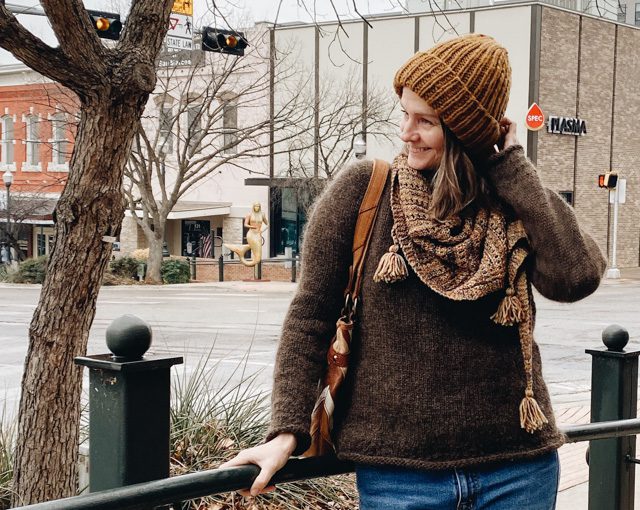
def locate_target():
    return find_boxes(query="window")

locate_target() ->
[558,191,574,206]
[222,97,238,154]
[635,2,640,25]
[187,105,202,152]
[0,115,15,169]
[159,106,173,154]
[618,3,627,22]
[49,113,68,170]
[23,114,41,170]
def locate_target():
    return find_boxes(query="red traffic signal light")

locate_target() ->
[202,28,248,56]
[598,172,618,189]
[88,10,122,40]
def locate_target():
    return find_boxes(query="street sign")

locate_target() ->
[609,178,627,204]
[172,0,194,16]
[166,13,193,50]
[158,48,203,68]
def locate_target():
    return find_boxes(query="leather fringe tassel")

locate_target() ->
[373,244,408,283]
[490,287,524,326]
[519,390,549,433]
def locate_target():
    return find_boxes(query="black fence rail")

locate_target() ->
[12,322,640,510]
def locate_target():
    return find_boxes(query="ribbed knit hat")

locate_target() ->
[394,34,512,158]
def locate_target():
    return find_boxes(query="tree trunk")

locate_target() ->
[145,229,164,284]
[12,96,146,505]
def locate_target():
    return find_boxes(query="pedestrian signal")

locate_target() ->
[201,28,248,56]
[598,173,618,189]
[88,10,122,40]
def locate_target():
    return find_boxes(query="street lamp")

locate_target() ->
[353,133,367,159]
[2,171,13,264]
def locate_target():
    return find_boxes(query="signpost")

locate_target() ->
[606,178,626,279]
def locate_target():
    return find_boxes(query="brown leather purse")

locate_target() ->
[303,159,390,457]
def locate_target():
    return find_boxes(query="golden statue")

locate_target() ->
[225,203,269,268]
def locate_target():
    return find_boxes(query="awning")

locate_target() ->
[127,201,232,220]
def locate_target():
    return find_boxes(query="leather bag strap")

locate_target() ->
[346,159,390,300]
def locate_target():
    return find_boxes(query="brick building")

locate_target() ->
[0,66,75,260]
[268,2,640,267]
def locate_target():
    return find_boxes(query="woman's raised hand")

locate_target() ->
[498,117,519,151]
[218,432,297,498]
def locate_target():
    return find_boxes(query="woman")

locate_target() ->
[221,34,606,509]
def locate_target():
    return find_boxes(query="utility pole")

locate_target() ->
[606,184,621,279]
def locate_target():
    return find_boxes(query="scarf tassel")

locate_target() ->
[519,390,549,433]
[491,287,524,326]
[373,244,408,284]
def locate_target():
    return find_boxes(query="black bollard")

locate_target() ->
[218,254,224,282]
[75,315,183,492]
[586,324,639,510]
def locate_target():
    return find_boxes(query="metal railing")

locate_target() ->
[12,322,640,510]
[190,255,300,283]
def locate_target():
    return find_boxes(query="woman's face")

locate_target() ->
[399,87,444,171]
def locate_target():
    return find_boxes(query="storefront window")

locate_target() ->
[269,187,308,257]
[181,220,210,257]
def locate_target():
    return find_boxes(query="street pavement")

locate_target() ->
[1,268,639,507]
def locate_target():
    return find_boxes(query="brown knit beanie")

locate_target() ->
[394,34,512,158]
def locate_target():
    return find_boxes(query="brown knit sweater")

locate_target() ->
[267,145,607,469]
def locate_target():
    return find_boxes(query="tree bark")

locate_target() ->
[12,96,146,506]
[145,228,165,284]
[2,1,174,503]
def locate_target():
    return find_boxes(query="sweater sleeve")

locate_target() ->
[265,160,373,455]
[486,145,607,303]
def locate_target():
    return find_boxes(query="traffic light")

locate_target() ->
[598,172,618,189]
[201,28,248,56]
[88,10,122,40]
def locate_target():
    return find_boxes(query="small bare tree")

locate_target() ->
[123,33,316,283]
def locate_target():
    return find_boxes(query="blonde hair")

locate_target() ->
[428,125,493,221]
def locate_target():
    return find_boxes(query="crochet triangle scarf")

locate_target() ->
[373,152,548,434]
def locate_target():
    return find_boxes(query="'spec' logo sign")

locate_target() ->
[526,103,545,131]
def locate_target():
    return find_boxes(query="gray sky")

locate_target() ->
[0,0,401,65]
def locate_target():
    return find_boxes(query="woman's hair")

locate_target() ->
[428,125,494,221]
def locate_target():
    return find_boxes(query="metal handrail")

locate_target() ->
[13,418,640,510]
[14,456,352,510]
[562,418,640,443]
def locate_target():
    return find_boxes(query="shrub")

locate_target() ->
[161,259,190,284]
[11,256,47,284]
[109,256,142,279]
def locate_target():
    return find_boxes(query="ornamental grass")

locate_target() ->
[169,352,358,510]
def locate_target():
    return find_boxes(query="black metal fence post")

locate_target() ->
[74,315,183,492]
[291,256,297,283]
[586,324,639,510]
[189,256,197,280]
[218,254,224,282]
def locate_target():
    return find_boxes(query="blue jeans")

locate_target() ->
[356,450,560,510]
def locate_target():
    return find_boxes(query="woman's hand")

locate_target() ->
[498,117,519,151]
[218,433,297,498]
